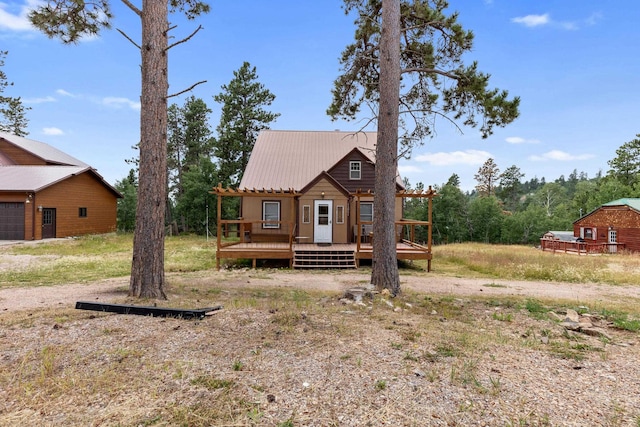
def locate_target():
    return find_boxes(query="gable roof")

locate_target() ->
[240,130,403,191]
[0,165,121,197]
[0,132,121,198]
[300,170,351,197]
[574,198,640,224]
[0,131,88,167]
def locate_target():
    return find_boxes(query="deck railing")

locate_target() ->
[218,219,296,249]
[355,219,432,252]
[540,238,625,254]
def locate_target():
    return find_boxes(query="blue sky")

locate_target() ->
[1,0,638,192]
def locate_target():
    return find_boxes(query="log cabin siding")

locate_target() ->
[0,140,47,165]
[574,206,640,252]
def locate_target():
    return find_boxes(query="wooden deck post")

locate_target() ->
[216,186,223,270]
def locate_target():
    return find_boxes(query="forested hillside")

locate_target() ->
[404,135,640,245]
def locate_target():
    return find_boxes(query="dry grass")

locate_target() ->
[431,242,640,285]
[2,283,640,426]
[1,236,640,425]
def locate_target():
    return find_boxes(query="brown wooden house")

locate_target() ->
[212,130,436,269]
[0,132,121,240]
[541,198,640,254]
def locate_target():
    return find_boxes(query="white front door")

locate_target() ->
[608,229,617,253]
[314,200,333,243]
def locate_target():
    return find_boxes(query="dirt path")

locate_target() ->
[1,270,639,313]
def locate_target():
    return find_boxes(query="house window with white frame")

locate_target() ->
[581,227,596,240]
[262,201,280,229]
[584,228,593,239]
[349,161,361,180]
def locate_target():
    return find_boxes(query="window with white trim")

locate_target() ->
[360,202,373,222]
[349,161,361,180]
[584,228,593,239]
[581,227,596,240]
[262,201,280,229]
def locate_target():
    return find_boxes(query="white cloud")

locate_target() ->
[102,97,141,111]
[56,89,76,97]
[512,12,593,31]
[0,0,42,32]
[529,150,595,161]
[42,127,64,136]
[415,149,492,166]
[23,95,56,104]
[505,136,540,144]
[398,164,422,174]
[512,14,550,28]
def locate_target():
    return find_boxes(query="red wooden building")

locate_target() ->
[541,198,640,254]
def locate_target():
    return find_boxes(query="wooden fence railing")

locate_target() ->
[540,239,625,254]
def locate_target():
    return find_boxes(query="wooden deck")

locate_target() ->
[216,241,432,270]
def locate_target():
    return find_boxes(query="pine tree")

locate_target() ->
[607,135,640,187]
[29,0,210,299]
[474,158,500,197]
[213,62,280,189]
[328,0,519,295]
[0,51,29,136]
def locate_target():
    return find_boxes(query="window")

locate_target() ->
[43,209,53,225]
[360,202,373,222]
[581,227,596,240]
[336,205,344,224]
[584,228,593,239]
[79,207,87,218]
[302,205,311,224]
[262,201,280,229]
[349,161,361,180]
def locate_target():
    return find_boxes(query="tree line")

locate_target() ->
[404,134,640,245]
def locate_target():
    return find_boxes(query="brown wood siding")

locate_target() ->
[299,178,349,244]
[574,206,640,251]
[348,196,403,241]
[241,197,295,237]
[0,140,47,165]
[328,151,375,193]
[35,173,118,239]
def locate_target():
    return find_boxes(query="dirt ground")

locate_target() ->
[2,267,639,313]
[3,251,640,426]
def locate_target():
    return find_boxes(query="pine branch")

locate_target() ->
[167,80,207,99]
[167,25,203,50]
[117,28,140,49]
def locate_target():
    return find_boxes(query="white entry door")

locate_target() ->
[314,200,333,243]
[608,229,617,253]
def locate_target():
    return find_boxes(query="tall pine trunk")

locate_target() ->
[130,0,168,299]
[372,0,401,296]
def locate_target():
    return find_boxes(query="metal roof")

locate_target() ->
[239,130,402,190]
[543,231,579,242]
[0,165,93,191]
[0,131,88,167]
[602,198,640,212]
[0,133,121,197]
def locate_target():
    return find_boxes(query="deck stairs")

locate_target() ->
[293,247,357,269]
